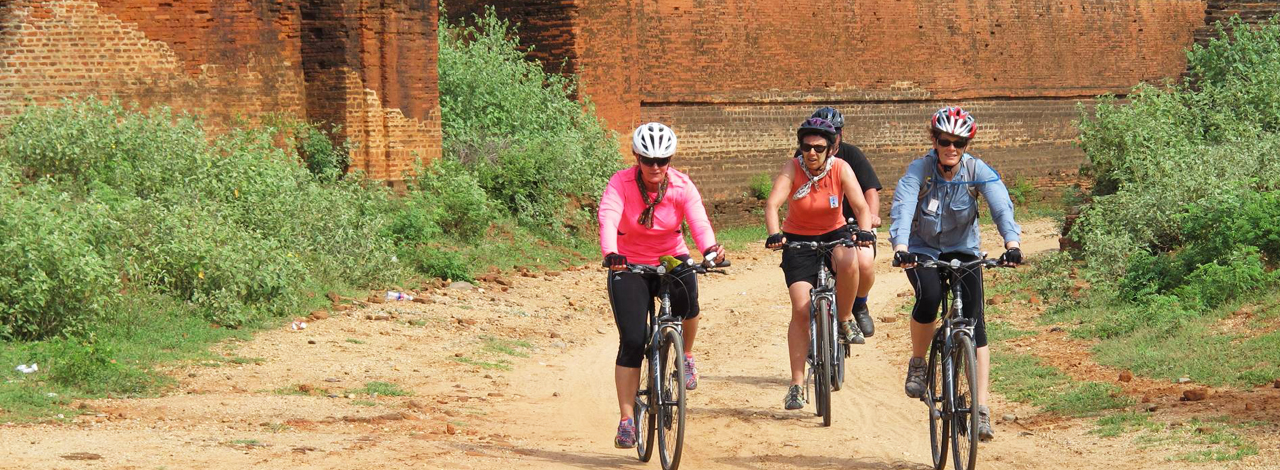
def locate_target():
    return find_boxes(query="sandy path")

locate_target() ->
[0,220,1265,469]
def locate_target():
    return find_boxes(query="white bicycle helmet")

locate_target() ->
[631,122,678,159]
[930,106,976,139]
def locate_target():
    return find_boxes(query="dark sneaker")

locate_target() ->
[977,405,995,442]
[839,320,866,345]
[853,303,875,337]
[784,385,805,410]
[904,357,927,398]
[614,418,637,449]
[683,354,699,391]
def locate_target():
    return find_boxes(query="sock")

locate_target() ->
[854,296,868,310]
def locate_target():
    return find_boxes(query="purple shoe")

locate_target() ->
[614,418,637,449]
[684,354,699,390]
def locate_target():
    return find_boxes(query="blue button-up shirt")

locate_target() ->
[889,151,1021,259]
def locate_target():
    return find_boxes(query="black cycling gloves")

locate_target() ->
[1000,247,1023,265]
[892,251,917,267]
[603,253,627,269]
[854,229,876,244]
[765,233,784,248]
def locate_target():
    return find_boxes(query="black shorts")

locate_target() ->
[780,226,852,287]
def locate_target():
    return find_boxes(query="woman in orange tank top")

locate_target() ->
[764,117,874,411]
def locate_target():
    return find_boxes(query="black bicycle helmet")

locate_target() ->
[811,106,844,129]
[797,117,838,146]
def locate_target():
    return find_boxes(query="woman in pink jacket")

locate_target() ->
[599,122,726,449]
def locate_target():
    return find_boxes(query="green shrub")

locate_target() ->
[296,123,350,181]
[748,172,772,200]
[399,245,472,282]
[0,185,117,340]
[395,157,495,241]
[438,8,619,230]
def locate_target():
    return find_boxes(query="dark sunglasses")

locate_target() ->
[935,136,970,149]
[799,143,829,154]
[638,155,670,167]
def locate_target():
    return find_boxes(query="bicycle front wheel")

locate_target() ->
[656,327,686,470]
[926,338,949,470]
[950,334,979,470]
[635,349,657,462]
[814,296,833,427]
[831,311,846,392]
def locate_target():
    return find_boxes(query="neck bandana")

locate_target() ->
[636,167,669,228]
[792,156,834,200]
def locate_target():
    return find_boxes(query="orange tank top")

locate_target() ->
[782,157,848,236]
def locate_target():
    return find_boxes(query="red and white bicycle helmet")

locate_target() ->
[631,122,678,159]
[930,106,976,139]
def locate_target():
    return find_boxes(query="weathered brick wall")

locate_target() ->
[0,0,441,182]
[448,0,1206,206]
[1196,1,1280,44]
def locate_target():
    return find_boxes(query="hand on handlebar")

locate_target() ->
[853,229,875,247]
[892,250,917,268]
[765,233,785,250]
[703,244,726,265]
[999,247,1023,267]
[603,253,627,270]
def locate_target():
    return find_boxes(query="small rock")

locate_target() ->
[1119,371,1133,382]
[546,271,561,277]
[487,392,503,397]
[327,292,342,303]
[897,291,911,298]
[1018,431,1034,437]
[552,392,561,397]
[292,446,318,454]
[406,400,428,410]
[324,377,340,383]
[327,393,338,398]
[596,327,607,334]
[549,331,562,339]
[188,372,197,378]
[307,340,317,345]
[346,393,356,399]
[1029,295,1042,305]
[483,374,494,379]
[551,340,567,349]
[879,315,898,323]
[310,311,329,320]
[367,295,386,304]
[446,423,458,435]
[412,297,430,304]
[448,281,475,290]
[1002,414,1017,422]
[1195,425,1213,434]
[1140,403,1157,412]
[1273,378,1279,389]
[368,314,391,321]
[1244,402,1257,412]
[1183,388,1209,401]
[1176,377,1193,384]
[568,300,576,307]
[333,304,352,311]
[990,294,1007,304]
[60,453,102,461]
[299,384,313,393]
[495,277,512,287]
[1049,326,1065,333]
[454,352,464,357]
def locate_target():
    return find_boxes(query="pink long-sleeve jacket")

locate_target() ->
[598,167,717,265]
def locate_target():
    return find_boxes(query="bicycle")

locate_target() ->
[903,256,1002,470]
[778,239,855,427]
[621,255,728,470]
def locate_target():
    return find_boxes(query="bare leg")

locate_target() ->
[682,316,698,354]
[831,246,860,323]
[787,282,813,385]
[910,319,933,359]
[856,246,875,297]
[616,365,640,419]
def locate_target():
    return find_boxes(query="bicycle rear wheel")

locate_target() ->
[814,296,833,427]
[950,335,979,470]
[635,350,657,462]
[656,327,686,470]
[926,338,949,470]
[831,310,846,392]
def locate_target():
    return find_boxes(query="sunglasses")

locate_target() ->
[935,136,970,149]
[799,143,829,154]
[638,155,670,167]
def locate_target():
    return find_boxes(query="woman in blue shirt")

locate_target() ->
[888,106,1022,442]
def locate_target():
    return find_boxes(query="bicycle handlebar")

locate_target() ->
[775,239,856,251]
[914,257,1002,271]
[615,257,730,275]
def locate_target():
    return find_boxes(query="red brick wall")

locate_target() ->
[0,0,441,182]
[448,0,1206,203]
[1196,1,1280,44]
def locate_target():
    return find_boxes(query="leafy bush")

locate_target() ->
[748,172,772,200]
[394,157,495,242]
[296,123,350,181]
[438,8,619,229]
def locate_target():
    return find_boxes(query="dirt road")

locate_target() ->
[0,220,1269,469]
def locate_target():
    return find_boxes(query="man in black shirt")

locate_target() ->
[796,107,882,344]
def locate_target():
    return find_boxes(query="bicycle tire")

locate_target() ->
[831,301,846,392]
[926,338,949,470]
[815,296,833,427]
[656,327,686,470]
[635,349,657,462]
[950,334,979,470]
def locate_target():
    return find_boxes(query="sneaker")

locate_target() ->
[683,354,699,391]
[977,405,995,442]
[614,418,637,449]
[784,385,805,410]
[853,303,875,337]
[839,320,866,345]
[904,357,927,398]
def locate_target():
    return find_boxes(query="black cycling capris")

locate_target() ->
[905,252,989,348]
[607,255,699,368]
[779,226,853,287]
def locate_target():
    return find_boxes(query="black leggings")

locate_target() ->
[905,252,988,348]
[607,256,700,368]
